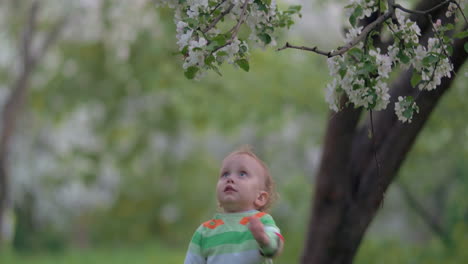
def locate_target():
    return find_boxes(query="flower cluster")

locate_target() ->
[326,47,392,112]
[345,0,378,27]
[394,96,419,123]
[157,0,301,79]
[324,2,463,123]
[413,37,454,91]
[446,0,466,18]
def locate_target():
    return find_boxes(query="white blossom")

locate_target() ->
[395,96,419,123]
[345,26,363,43]
[325,78,340,112]
[369,48,392,78]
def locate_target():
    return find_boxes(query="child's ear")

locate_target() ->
[254,191,269,209]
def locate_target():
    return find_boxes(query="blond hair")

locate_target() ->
[224,145,278,212]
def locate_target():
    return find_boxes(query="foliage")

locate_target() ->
[157,0,467,123]
[155,0,301,79]
[1,1,467,263]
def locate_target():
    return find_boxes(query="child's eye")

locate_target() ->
[221,172,229,178]
[239,171,247,177]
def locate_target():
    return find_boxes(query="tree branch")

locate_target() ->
[397,182,452,247]
[35,16,67,63]
[202,3,235,33]
[394,0,452,15]
[279,0,456,57]
[278,11,392,57]
[0,0,66,245]
[453,0,468,24]
[211,0,249,53]
[228,0,249,40]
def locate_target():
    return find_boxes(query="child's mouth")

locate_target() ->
[224,186,237,192]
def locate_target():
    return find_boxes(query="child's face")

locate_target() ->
[216,153,269,213]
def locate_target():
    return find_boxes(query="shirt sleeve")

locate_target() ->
[184,226,206,264]
[259,214,284,258]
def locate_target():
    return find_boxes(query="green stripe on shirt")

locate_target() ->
[204,231,254,248]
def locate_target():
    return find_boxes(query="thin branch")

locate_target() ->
[279,0,457,57]
[453,0,468,25]
[278,11,392,57]
[212,0,249,53]
[202,3,235,33]
[228,0,249,40]
[21,0,39,69]
[426,14,451,63]
[393,0,452,15]
[35,16,67,63]
[387,0,397,22]
[209,0,227,16]
[397,182,452,248]
[277,42,332,56]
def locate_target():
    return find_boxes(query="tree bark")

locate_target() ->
[0,1,64,246]
[300,5,467,264]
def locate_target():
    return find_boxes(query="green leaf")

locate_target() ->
[454,30,468,39]
[410,72,422,88]
[422,54,439,66]
[181,46,189,55]
[216,51,228,57]
[443,23,454,31]
[254,0,268,12]
[403,107,413,119]
[210,65,222,76]
[236,59,250,72]
[348,48,363,60]
[446,45,453,56]
[204,55,215,66]
[184,66,199,79]
[397,50,410,64]
[261,0,271,6]
[349,6,363,27]
[212,34,227,46]
[357,61,376,75]
[186,18,199,28]
[257,33,272,45]
[339,68,347,78]
[287,5,301,13]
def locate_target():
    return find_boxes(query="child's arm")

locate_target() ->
[184,227,206,264]
[248,216,284,258]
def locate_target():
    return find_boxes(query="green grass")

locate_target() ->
[1,241,185,264]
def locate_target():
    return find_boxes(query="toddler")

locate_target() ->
[184,146,284,264]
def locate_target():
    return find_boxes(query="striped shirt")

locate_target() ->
[184,210,283,264]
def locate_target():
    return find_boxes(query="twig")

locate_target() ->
[393,0,452,15]
[35,16,68,62]
[276,42,333,56]
[453,0,468,24]
[228,0,249,40]
[211,0,249,53]
[397,181,452,248]
[21,0,39,69]
[427,14,451,62]
[278,11,392,57]
[202,3,235,33]
[209,0,227,16]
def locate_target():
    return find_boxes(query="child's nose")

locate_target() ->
[227,177,234,183]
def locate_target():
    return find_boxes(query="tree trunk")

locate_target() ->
[300,8,468,264]
[0,1,64,246]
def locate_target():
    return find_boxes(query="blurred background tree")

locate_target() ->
[0,0,466,263]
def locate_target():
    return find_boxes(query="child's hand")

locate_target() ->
[248,217,270,246]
